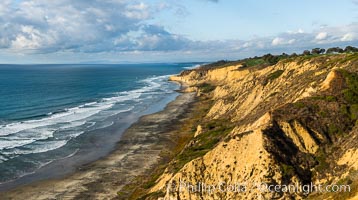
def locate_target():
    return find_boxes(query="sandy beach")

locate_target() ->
[0,91,195,200]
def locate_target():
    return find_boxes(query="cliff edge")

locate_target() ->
[145,54,358,199]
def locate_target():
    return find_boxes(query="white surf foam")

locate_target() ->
[4,140,68,155]
[183,64,202,70]
[0,75,171,155]
[0,138,36,150]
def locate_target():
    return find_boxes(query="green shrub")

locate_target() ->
[343,89,358,104]
[245,58,266,67]
[293,102,305,108]
[170,122,232,173]
[197,83,216,93]
[328,124,342,135]
[281,164,295,177]
[350,104,358,120]
[268,70,284,81]
[339,70,358,104]
[315,152,329,171]
[325,96,337,102]
[262,70,284,86]
[340,105,350,116]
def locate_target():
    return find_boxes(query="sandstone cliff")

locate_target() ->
[147,54,358,199]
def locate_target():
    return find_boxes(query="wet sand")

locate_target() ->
[0,92,195,200]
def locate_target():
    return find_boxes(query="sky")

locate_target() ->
[0,0,357,63]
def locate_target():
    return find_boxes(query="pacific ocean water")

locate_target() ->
[0,63,200,185]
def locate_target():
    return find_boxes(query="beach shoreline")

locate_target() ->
[0,86,196,199]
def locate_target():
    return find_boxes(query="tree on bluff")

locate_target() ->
[262,54,279,65]
[344,46,358,53]
[303,50,311,55]
[326,47,344,54]
[311,48,326,55]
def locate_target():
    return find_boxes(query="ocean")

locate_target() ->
[0,63,200,185]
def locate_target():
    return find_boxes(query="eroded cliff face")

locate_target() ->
[149,54,358,199]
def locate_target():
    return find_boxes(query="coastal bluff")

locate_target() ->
[145,54,358,200]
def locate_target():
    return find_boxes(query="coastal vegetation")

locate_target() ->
[118,94,212,200]
[117,48,358,200]
[262,69,284,85]
[204,45,358,71]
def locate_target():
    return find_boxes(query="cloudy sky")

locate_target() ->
[0,0,358,63]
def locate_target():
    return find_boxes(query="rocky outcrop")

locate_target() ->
[148,54,358,199]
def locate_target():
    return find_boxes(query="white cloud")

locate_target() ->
[0,1,357,63]
[288,39,296,44]
[271,37,296,46]
[11,26,43,49]
[341,33,355,41]
[9,25,59,52]
[272,37,284,46]
[0,0,156,53]
[124,3,151,20]
[287,28,304,34]
[242,42,251,48]
[315,32,328,40]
